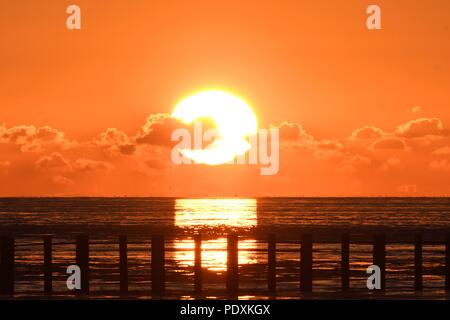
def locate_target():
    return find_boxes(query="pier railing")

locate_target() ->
[1,233,450,297]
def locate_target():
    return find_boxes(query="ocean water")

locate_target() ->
[0,197,449,299]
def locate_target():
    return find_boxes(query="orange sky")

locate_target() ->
[1,0,449,196]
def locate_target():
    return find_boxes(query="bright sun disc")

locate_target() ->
[171,90,257,165]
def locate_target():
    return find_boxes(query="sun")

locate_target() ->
[171,90,258,165]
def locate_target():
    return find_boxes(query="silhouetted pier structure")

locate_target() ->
[1,232,450,298]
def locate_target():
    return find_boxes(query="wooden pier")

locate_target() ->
[1,232,450,298]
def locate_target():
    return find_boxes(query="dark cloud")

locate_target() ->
[0,124,74,152]
[36,152,72,171]
[143,158,165,170]
[73,158,113,172]
[92,128,136,155]
[372,138,408,150]
[135,113,184,147]
[351,126,385,140]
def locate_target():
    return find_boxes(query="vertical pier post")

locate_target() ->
[414,234,423,291]
[373,234,386,290]
[44,235,52,294]
[300,233,313,292]
[341,233,350,291]
[446,234,450,292]
[194,235,202,293]
[0,236,14,295]
[151,235,165,295]
[268,233,276,293]
[119,235,128,294]
[226,234,239,294]
[76,234,89,294]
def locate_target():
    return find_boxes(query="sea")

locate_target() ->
[0,197,449,299]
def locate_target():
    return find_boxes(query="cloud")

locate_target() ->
[334,154,371,175]
[92,128,136,155]
[313,149,343,160]
[342,154,372,166]
[3,112,450,196]
[0,160,11,173]
[134,158,167,176]
[0,124,75,152]
[142,158,166,170]
[351,126,385,140]
[397,184,418,193]
[372,138,409,150]
[310,140,344,160]
[53,175,75,186]
[36,152,72,172]
[36,153,114,173]
[311,147,371,176]
[315,139,344,150]
[379,158,401,171]
[135,113,183,146]
[276,122,314,146]
[395,117,448,138]
[429,159,450,171]
[410,106,421,113]
[73,158,114,172]
[432,146,450,155]
[0,160,11,168]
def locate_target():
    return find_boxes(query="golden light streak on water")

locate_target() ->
[174,198,257,271]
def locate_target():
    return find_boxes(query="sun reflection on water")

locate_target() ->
[175,198,257,229]
[174,198,257,272]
